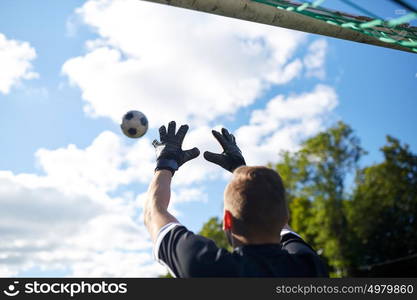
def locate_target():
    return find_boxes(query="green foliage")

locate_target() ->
[288,196,314,242]
[199,217,232,252]
[274,121,366,275]
[346,136,417,270]
[273,122,417,276]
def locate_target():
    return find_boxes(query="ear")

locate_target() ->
[223,210,232,231]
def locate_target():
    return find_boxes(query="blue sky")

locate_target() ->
[0,0,416,277]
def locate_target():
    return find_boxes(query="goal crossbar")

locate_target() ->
[141,0,416,53]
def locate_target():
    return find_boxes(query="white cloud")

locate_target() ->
[35,131,155,192]
[173,125,227,185]
[0,130,156,276]
[0,126,215,277]
[303,39,327,79]
[70,250,164,277]
[172,187,208,204]
[0,33,38,94]
[58,0,334,187]
[136,185,209,220]
[62,0,307,125]
[0,84,338,278]
[0,0,338,278]
[236,84,338,165]
[0,169,160,277]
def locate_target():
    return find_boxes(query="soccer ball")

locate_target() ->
[120,110,148,138]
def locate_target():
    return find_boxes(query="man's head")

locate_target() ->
[223,166,289,246]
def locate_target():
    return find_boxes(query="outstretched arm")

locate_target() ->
[144,121,200,242]
[144,170,178,242]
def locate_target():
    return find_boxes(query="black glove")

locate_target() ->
[204,128,246,172]
[152,121,200,175]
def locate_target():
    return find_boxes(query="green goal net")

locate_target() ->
[142,0,417,53]
[252,0,417,52]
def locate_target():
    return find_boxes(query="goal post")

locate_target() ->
[140,0,416,53]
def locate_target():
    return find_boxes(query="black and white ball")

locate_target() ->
[121,110,148,138]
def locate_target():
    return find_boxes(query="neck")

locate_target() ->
[231,233,281,247]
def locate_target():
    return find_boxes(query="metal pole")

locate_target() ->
[140,0,414,53]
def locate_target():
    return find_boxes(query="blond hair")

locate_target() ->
[224,166,289,238]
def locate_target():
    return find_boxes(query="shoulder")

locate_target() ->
[280,230,328,277]
[155,222,237,277]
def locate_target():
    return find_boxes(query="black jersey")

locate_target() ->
[154,223,328,277]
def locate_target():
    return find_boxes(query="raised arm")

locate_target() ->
[144,121,200,242]
[144,170,177,242]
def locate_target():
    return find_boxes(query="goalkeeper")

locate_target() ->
[144,121,328,277]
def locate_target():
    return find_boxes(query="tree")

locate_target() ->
[274,121,366,275]
[346,136,417,274]
[199,217,232,251]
